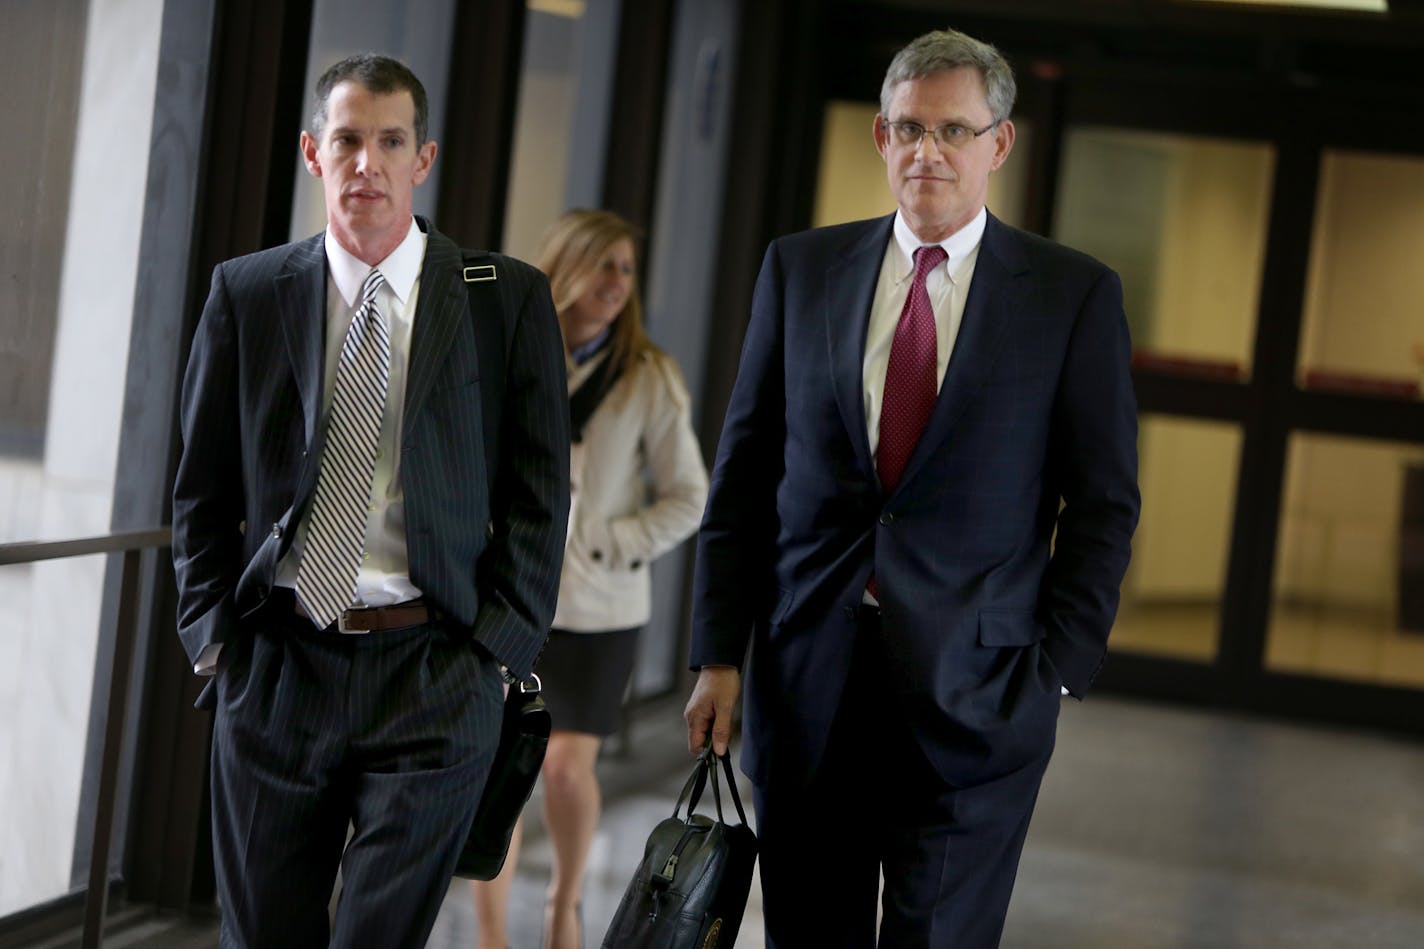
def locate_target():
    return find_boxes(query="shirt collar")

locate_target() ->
[570,328,612,366]
[323,217,427,308]
[890,206,987,284]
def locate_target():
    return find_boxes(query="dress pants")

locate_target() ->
[210,601,503,948]
[753,608,1055,948]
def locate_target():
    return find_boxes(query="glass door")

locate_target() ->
[1050,116,1424,721]
[1052,128,1276,667]
[1266,149,1424,689]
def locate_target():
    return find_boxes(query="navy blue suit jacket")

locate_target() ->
[691,212,1140,790]
[173,219,569,682]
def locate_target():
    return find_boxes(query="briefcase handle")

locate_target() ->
[673,745,750,829]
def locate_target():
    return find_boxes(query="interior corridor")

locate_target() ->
[424,692,1424,948]
[23,690,1424,948]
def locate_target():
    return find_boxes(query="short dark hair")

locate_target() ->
[310,53,429,146]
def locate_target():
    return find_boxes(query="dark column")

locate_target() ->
[434,0,527,250]
[601,0,675,249]
[698,0,823,455]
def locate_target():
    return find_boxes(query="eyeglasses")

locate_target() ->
[882,119,999,151]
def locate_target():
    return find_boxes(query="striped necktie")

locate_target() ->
[297,269,389,629]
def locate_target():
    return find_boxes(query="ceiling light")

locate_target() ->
[528,0,585,18]
[1183,0,1386,12]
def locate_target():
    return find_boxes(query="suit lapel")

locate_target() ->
[827,215,896,482]
[403,223,468,428]
[896,212,1029,491]
[275,234,327,447]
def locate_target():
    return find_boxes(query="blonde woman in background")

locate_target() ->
[471,209,709,949]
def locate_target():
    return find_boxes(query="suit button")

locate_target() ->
[879,512,894,525]
[271,523,283,539]
[591,549,603,562]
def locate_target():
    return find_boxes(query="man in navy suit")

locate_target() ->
[685,27,1139,947]
[172,55,568,947]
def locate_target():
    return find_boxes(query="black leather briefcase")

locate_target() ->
[601,746,758,948]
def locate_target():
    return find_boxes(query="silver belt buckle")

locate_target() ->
[336,610,368,634]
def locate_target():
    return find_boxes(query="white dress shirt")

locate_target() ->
[862,206,987,455]
[194,219,428,674]
[274,218,427,605]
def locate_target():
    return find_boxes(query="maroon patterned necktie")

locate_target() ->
[877,244,947,493]
[868,245,945,601]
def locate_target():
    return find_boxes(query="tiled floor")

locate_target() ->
[427,693,1424,948]
[59,691,1422,948]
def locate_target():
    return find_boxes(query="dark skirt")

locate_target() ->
[536,626,642,736]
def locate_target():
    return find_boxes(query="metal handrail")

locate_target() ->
[0,527,172,565]
[1,526,173,948]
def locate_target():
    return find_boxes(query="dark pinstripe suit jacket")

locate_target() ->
[691,212,1140,790]
[173,218,569,681]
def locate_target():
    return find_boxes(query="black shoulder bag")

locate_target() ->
[455,672,551,879]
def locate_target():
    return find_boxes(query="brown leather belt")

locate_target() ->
[294,597,430,633]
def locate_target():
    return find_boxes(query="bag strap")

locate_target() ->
[672,752,710,820]
[674,745,750,828]
[464,251,541,675]
[705,746,727,823]
[462,250,512,477]
[706,746,750,828]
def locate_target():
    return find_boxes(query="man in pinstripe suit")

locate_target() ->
[172,55,569,948]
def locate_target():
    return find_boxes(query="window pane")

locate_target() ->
[0,555,109,912]
[1297,150,1424,399]
[1,0,161,913]
[1054,128,1274,382]
[0,2,84,463]
[1111,416,1241,661]
[812,101,1032,229]
[1268,433,1424,688]
[501,0,621,261]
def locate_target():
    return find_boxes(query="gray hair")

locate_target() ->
[879,28,1016,124]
